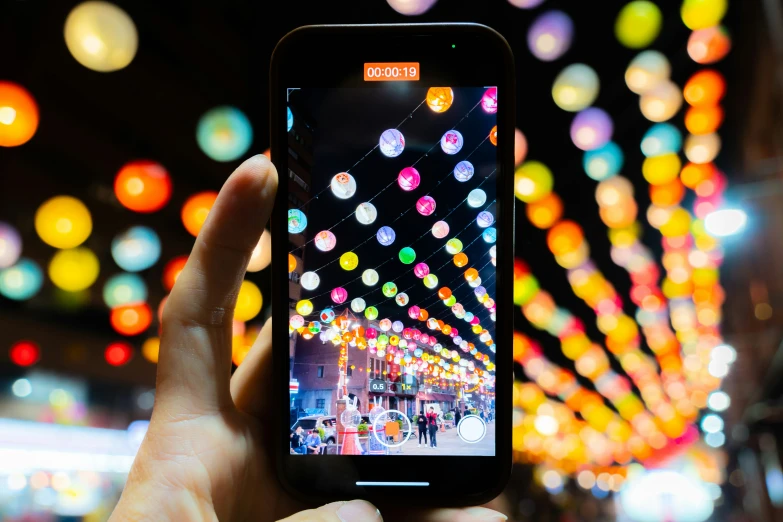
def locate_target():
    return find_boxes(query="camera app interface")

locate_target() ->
[287,69,498,457]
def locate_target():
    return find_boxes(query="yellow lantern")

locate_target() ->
[64,2,138,72]
[235,280,262,321]
[295,299,313,315]
[339,251,359,271]
[426,87,454,113]
[642,153,682,185]
[35,196,93,249]
[142,337,160,364]
[48,247,100,292]
[514,161,554,203]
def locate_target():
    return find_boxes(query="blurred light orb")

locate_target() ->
[35,196,93,249]
[681,0,728,30]
[483,227,497,243]
[64,2,138,72]
[247,230,271,273]
[398,166,421,191]
[641,123,682,157]
[705,431,726,448]
[615,1,662,49]
[399,247,416,264]
[287,208,307,234]
[162,256,187,291]
[287,107,293,132]
[650,179,685,207]
[0,81,39,147]
[552,64,600,112]
[508,0,545,8]
[432,220,450,238]
[527,10,573,62]
[386,0,438,15]
[625,50,671,94]
[362,269,379,286]
[514,161,553,203]
[684,133,721,164]
[376,226,396,246]
[114,160,172,213]
[235,280,262,321]
[640,81,683,122]
[315,230,337,252]
[355,202,378,225]
[10,341,40,367]
[583,141,624,181]
[481,87,498,114]
[426,87,454,113]
[197,106,253,162]
[707,391,730,412]
[684,70,726,107]
[701,413,724,434]
[111,226,161,272]
[660,208,692,237]
[339,251,359,271]
[643,153,682,185]
[416,196,437,216]
[441,130,464,155]
[526,193,563,229]
[142,337,160,363]
[477,211,494,228]
[0,222,22,269]
[181,192,218,237]
[331,172,357,199]
[454,160,475,182]
[688,26,731,64]
[111,303,152,336]
[49,247,100,292]
[514,129,528,166]
[105,341,133,366]
[300,271,320,291]
[704,208,746,237]
[0,258,43,301]
[468,188,488,208]
[596,176,634,206]
[570,108,613,151]
[379,128,405,158]
[103,272,147,307]
[685,105,724,135]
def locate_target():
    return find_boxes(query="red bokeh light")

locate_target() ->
[105,342,134,366]
[114,160,172,213]
[162,256,188,291]
[10,340,40,367]
[110,303,153,336]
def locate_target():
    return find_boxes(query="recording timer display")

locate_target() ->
[364,62,420,82]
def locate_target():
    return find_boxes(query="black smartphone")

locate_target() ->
[270,23,514,506]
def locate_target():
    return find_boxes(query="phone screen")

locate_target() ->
[285,74,500,458]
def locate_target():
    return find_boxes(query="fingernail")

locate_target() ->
[337,500,382,522]
[465,506,508,521]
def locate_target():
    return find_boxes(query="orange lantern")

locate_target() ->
[489,125,498,146]
[464,268,479,282]
[181,191,218,237]
[453,253,468,267]
[526,193,563,229]
[685,105,724,135]
[442,324,452,335]
[0,81,39,147]
[418,309,429,321]
[683,70,726,107]
[114,160,172,213]
[288,253,296,273]
[438,287,452,300]
[162,256,188,291]
[110,303,153,336]
[649,179,685,207]
[546,221,584,256]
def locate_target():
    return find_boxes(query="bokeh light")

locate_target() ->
[162,256,188,291]
[527,10,574,62]
[110,303,153,336]
[514,128,528,166]
[105,341,133,366]
[0,222,22,269]
[0,81,39,147]
[688,26,731,64]
[64,2,138,72]
[615,1,662,49]
[684,70,726,107]
[35,196,93,249]
[641,123,682,156]
[639,81,683,122]
[643,153,682,185]
[552,64,600,112]
[514,161,553,203]
[181,191,218,237]
[684,133,721,164]
[247,230,271,272]
[625,50,670,94]
[111,226,161,272]
[508,0,545,8]
[10,340,40,367]
[49,247,100,292]
[681,0,728,30]
[570,108,613,151]
[0,258,43,301]
[103,272,147,308]
[583,141,624,180]
[235,280,262,321]
[142,337,160,364]
[386,0,437,15]
[114,160,172,213]
[547,221,584,256]
[526,193,563,229]
[685,105,724,135]
[197,106,253,162]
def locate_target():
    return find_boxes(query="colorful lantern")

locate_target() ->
[379,318,392,332]
[362,268,379,286]
[483,227,497,243]
[287,107,294,132]
[351,298,366,313]
[196,106,253,162]
[453,160,475,182]
[247,231,271,272]
[615,1,662,49]
[514,161,553,203]
[331,287,348,304]
[399,247,416,264]
[35,196,92,249]
[481,87,498,113]
[320,308,335,323]
[409,306,421,319]
[0,81,39,147]
[643,153,682,185]
[527,10,573,62]
[236,280,263,321]
[64,1,137,72]
[104,273,147,308]
[413,263,430,278]
[392,320,404,332]
[453,253,469,267]
[0,222,22,269]
[377,226,396,246]
[685,105,724,135]
[423,274,439,289]
[684,133,721,164]
[552,64,600,112]
[340,252,359,271]
[477,211,494,228]
[111,226,161,272]
[288,209,308,234]
[625,50,671,94]
[355,202,378,225]
[432,221,450,239]
[438,287,452,300]
[301,271,320,291]
[382,282,398,297]
[315,230,337,252]
[331,172,357,199]
[398,167,421,192]
[547,221,584,256]
[489,126,498,146]
[181,192,218,237]
[446,238,464,255]
[380,129,405,157]
[290,315,305,329]
[295,299,313,315]
[105,342,134,366]
[441,130,464,155]
[416,196,436,216]
[288,254,296,273]
[396,293,409,306]
[640,81,683,122]
[426,87,454,112]
[570,108,613,151]
[0,258,43,301]
[467,189,487,208]
[596,176,634,206]
[365,306,379,320]
[114,161,172,213]
[515,129,529,166]
[49,247,100,292]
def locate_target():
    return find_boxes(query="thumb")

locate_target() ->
[278,500,381,522]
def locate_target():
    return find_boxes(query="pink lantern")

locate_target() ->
[412,329,421,340]
[470,316,480,325]
[421,333,430,344]
[450,328,458,337]
[366,327,378,339]
[429,337,437,346]
[413,262,430,278]
[416,196,436,216]
[481,87,498,114]
[432,220,449,238]
[331,287,348,304]
[408,305,420,319]
[398,167,421,192]
[402,328,412,339]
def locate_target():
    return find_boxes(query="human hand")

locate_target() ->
[109,155,508,522]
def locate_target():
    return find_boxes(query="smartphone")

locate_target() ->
[270,23,514,506]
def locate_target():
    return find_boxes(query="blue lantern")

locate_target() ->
[482,227,497,243]
[287,107,294,132]
[111,226,161,272]
[319,308,335,323]
[376,226,396,246]
[288,208,307,234]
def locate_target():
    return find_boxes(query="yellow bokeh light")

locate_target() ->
[615,1,662,49]
[64,2,138,72]
[235,280,262,322]
[48,247,100,292]
[35,196,93,249]
[642,153,682,185]
[142,337,160,363]
[681,0,728,30]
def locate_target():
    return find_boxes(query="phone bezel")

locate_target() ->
[269,23,515,507]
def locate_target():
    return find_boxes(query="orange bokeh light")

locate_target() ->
[162,256,188,291]
[114,160,172,213]
[105,342,133,366]
[110,303,153,336]
[0,81,39,147]
[685,105,724,135]
[649,179,685,207]
[526,193,563,230]
[547,221,584,256]
[683,70,726,108]
[181,191,218,237]
[680,162,716,189]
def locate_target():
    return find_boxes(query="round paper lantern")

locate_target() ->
[508,0,545,7]
[477,211,494,228]
[408,306,421,320]
[286,106,294,132]
[413,262,430,278]
[625,50,671,94]
[393,320,404,332]
[552,64,600,112]
[111,303,152,336]
[395,293,409,306]
[0,82,39,147]
[295,299,313,316]
[468,189,488,208]
[288,254,296,273]
[357,270,378,289]
[331,172,357,199]
[315,230,337,252]
[114,160,172,213]
[10,340,40,367]
[64,2,138,72]
[397,166,421,192]
[111,226,161,272]
[640,81,683,122]
[197,106,253,162]
[35,196,92,249]
[399,247,416,264]
[514,161,553,203]
[49,247,100,292]
[105,342,133,366]
[453,253,468,267]
[380,129,405,157]
[340,252,359,271]
[453,160,475,182]
[181,192,217,237]
[236,280,263,321]
[423,274,439,289]
[438,287,452,300]
[684,70,726,107]
[481,87,498,113]
[301,271,320,291]
[685,105,724,135]
[596,176,634,206]
[441,130,464,155]
[289,315,305,329]
[688,26,731,64]
[426,87,454,112]
[446,238,464,255]
[386,0,438,15]
[331,287,348,304]
[365,306,379,320]
[615,1,662,49]
[320,308,335,323]
[0,259,43,301]
[382,282,398,298]
[428,222,449,241]
[487,126,498,147]
[528,10,574,62]
[416,196,436,216]
[372,228,395,249]
[379,318,392,332]
[141,337,160,364]
[483,227,497,243]
[681,0,728,30]
[104,273,146,308]
[355,202,378,225]
[0,222,22,269]
[247,230,271,273]
[570,108,613,151]
[547,221,584,256]
[583,142,624,181]
[287,208,308,234]
[684,133,721,164]
[351,298,366,313]
[641,123,682,157]
[599,198,638,229]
